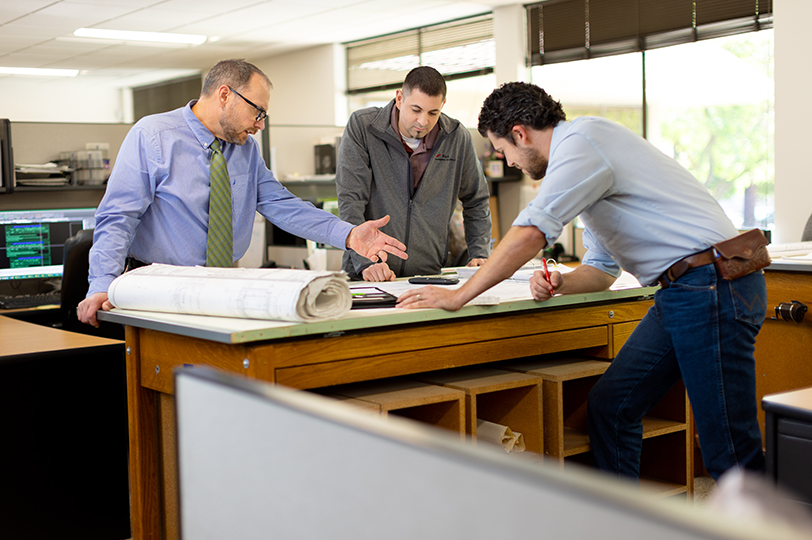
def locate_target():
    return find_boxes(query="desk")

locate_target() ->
[0,315,130,540]
[754,267,812,439]
[762,387,812,507]
[101,286,678,540]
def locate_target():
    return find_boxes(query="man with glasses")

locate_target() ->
[78,58,407,327]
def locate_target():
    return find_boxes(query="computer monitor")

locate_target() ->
[0,118,14,193]
[0,207,96,282]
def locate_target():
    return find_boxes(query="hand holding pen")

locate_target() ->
[530,259,557,301]
[542,258,554,295]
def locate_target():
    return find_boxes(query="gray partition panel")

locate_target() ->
[175,368,792,540]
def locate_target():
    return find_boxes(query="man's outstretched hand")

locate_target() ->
[346,215,407,263]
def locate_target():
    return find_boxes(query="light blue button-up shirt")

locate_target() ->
[513,117,738,286]
[89,101,353,296]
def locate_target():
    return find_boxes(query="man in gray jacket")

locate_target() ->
[336,66,492,281]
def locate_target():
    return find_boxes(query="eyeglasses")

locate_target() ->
[228,86,268,122]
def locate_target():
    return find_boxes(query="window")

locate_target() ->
[646,33,774,229]
[527,0,774,230]
[345,15,495,124]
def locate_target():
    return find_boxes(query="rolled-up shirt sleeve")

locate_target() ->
[580,227,622,279]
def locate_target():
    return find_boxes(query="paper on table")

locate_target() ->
[610,271,643,290]
[767,241,812,258]
[476,419,525,453]
[453,258,563,281]
[108,264,351,322]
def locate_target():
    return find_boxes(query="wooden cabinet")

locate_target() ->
[755,270,812,440]
[500,355,693,497]
[314,378,466,437]
[413,367,544,454]
[311,355,693,498]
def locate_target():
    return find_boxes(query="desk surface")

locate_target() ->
[0,314,122,357]
[766,260,812,273]
[762,386,812,420]
[98,285,658,345]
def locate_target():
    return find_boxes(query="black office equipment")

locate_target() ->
[314,143,336,174]
[0,207,97,314]
[58,228,123,338]
[350,286,398,309]
[0,118,13,193]
[0,290,61,309]
[408,276,459,285]
[0,328,130,540]
[0,207,96,283]
[763,387,812,509]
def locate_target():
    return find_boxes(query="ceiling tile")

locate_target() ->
[96,8,212,32]
[12,1,137,28]
[0,0,55,24]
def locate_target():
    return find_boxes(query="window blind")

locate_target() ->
[346,15,494,94]
[527,0,772,65]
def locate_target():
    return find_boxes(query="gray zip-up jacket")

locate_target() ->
[336,99,492,279]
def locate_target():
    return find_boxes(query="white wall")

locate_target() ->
[773,0,812,243]
[0,77,124,123]
[255,44,344,127]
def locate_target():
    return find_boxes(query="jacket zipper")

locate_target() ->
[399,131,451,275]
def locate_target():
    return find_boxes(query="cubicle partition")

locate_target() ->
[174,367,800,540]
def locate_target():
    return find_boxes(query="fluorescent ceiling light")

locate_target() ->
[74,28,207,45]
[0,66,79,77]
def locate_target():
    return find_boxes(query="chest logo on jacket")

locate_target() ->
[433,153,455,162]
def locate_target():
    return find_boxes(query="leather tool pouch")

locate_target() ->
[711,228,771,280]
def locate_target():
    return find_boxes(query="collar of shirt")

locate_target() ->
[184,100,221,152]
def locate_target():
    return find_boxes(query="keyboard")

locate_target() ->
[0,291,62,309]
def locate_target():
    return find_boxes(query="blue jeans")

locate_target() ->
[587,264,767,481]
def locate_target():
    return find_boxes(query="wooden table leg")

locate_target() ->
[126,326,162,540]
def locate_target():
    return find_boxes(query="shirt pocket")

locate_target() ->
[228,173,255,214]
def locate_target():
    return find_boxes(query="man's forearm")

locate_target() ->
[553,264,617,295]
[454,225,547,304]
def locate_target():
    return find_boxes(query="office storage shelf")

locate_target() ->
[411,366,544,455]
[561,417,686,457]
[311,356,692,498]
[499,355,693,498]
[312,378,467,437]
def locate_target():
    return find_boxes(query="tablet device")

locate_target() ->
[350,286,398,309]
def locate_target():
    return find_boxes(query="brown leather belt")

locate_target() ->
[657,249,716,288]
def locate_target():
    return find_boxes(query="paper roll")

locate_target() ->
[476,419,525,453]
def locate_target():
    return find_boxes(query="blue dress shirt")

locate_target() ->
[513,117,738,286]
[89,101,353,296]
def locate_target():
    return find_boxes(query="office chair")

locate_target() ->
[802,213,812,242]
[60,228,124,339]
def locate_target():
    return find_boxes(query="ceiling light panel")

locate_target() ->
[74,28,207,45]
[0,66,79,76]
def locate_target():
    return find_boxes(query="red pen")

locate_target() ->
[542,258,555,295]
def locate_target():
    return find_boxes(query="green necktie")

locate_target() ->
[206,139,232,267]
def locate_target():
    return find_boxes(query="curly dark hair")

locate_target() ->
[402,66,447,100]
[477,82,566,141]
